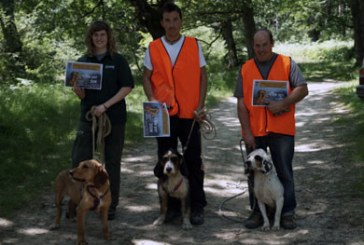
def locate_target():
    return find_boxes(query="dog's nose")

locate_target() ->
[166,167,172,173]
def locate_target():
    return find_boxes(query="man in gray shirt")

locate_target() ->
[234,28,308,230]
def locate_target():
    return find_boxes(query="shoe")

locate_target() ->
[108,208,116,220]
[244,211,263,229]
[190,210,204,225]
[164,209,181,223]
[281,215,297,230]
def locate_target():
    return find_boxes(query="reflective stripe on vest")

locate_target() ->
[241,54,295,136]
[149,37,200,118]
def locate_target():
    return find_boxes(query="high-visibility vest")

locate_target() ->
[241,54,295,136]
[149,37,201,118]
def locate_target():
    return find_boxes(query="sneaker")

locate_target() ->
[108,208,116,220]
[190,210,204,225]
[281,215,297,230]
[244,211,263,229]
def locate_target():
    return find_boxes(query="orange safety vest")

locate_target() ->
[241,54,295,136]
[149,37,201,119]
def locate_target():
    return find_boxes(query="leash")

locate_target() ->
[85,106,111,163]
[183,108,216,154]
[218,139,251,223]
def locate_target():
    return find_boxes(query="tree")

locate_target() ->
[0,0,25,80]
[128,0,169,39]
[241,0,256,59]
[349,0,364,65]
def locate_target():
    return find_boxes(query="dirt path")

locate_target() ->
[1,82,363,245]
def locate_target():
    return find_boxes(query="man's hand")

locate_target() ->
[267,101,289,116]
[194,107,206,122]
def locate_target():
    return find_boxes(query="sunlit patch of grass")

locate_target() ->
[334,82,364,198]
[275,40,357,82]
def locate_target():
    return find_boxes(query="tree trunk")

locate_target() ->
[241,0,256,60]
[128,0,169,39]
[0,0,25,79]
[220,19,238,68]
[349,0,364,65]
[0,0,22,53]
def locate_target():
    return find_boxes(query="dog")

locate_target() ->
[244,149,284,231]
[256,89,268,105]
[153,149,192,230]
[50,159,111,245]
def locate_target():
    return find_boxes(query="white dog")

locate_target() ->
[245,149,284,231]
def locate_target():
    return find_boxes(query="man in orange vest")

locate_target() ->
[234,29,308,229]
[143,2,208,225]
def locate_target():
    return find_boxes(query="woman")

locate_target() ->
[71,20,134,220]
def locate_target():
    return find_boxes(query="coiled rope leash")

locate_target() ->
[85,106,111,163]
[183,108,217,153]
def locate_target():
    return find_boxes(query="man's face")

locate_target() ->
[161,11,182,39]
[253,31,274,62]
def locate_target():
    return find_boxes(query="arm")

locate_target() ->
[142,68,157,102]
[267,84,308,115]
[237,97,255,149]
[92,86,133,117]
[194,66,208,120]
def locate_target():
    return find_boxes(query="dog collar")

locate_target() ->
[86,185,110,211]
[163,178,184,194]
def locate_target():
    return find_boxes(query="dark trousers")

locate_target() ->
[154,117,207,212]
[72,121,125,209]
[246,133,296,215]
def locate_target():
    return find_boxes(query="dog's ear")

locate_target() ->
[261,159,273,174]
[94,167,109,188]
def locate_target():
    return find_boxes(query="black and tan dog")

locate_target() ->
[153,149,192,230]
[50,159,111,245]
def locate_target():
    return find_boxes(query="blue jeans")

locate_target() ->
[246,133,296,215]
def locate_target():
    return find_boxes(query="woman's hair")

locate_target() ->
[85,20,117,55]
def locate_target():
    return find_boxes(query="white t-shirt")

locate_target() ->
[143,36,206,70]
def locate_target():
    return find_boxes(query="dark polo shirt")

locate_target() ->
[77,52,134,125]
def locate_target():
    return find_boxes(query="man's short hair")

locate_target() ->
[254,28,274,44]
[160,2,182,20]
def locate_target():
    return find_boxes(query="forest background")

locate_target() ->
[0,0,363,217]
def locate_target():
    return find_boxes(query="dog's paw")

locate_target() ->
[271,225,280,231]
[182,221,192,230]
[260,225,271,231]
[78,240,88,245]
[153,216,165,226]
[49,223,60,230]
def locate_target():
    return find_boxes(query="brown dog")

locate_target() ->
[50,159,111,245]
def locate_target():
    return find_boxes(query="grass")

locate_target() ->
[334,83,364,197]
[1,40,363,217]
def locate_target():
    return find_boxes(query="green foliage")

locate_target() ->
[0,82,79,216]
[274,40,357,81]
